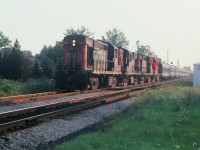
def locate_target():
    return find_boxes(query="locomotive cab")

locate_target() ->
[56,35,108,90]
[63,35,89,71]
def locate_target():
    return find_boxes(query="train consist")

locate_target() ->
[56,35,191,90]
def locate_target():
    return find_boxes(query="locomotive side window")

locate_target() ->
[115,49,118,58]
[118,49,120,65]
[87,46,94,66]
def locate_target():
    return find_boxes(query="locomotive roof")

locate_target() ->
[99,40,118,49]
[64,34,93,47]
[64,35,108,49]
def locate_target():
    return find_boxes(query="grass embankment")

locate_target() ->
[56,80,200,150]
[0,78,55,97]
[0,79,21,96]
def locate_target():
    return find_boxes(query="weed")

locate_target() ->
[21,78,55,94]
[0,78,56,97]
[172,103,181,112]
[0,78,21,96]
[55,80,200,150]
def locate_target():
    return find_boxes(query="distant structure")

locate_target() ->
[21,50,32,57]
[177,59,180,68]
[183,66,191,71]
[193,63,200,87]
[0,48,12,58]
[0,49,32,58]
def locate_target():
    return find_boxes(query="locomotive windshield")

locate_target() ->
[63,35,87,70]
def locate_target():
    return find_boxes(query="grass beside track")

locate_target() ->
[0,78,55,97]
[55,80,200,150]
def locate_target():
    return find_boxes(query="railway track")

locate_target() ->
[0,79,180,134]
[0,89,102,105]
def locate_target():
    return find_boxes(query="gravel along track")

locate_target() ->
[0,96,138,150]
[0,90,109,113]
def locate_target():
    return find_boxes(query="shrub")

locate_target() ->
[21,78,56,94]
[0,78,21,97]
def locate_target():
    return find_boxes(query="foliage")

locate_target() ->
[0,47,12,58]
[0,40,34,80]
[37,41,63,62]
[136,40,157,58]
[21,78,55,94]
[0,78,21,97]
[36,41,63,78]
[0,31,11,48]
[65,26,94,38]
[21,52,34,80]
[56,80,200,150]
[0,48,12,77]
[0,78,56,97]
[31,61,43,78]
[13,39,21,50]
[4,48,22,80]
[102,28,129,48]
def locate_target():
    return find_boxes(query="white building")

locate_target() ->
[193,63,200,87]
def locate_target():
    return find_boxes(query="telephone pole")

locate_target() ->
[167,50,169,64]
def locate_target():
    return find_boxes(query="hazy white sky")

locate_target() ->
[0,0,200,68]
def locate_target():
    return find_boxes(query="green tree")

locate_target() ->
[0,48,12,78]
[0,31,11,48]
[21,51,34,80]
[32,61,43,78]
[102,28,129,48]
[36,41,63,78]
[65,26,94,38]
[9,39,22,80]
[0,39,34,80]
[13,39,20,50]
[136,40,157,58]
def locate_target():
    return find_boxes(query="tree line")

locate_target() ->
[0,27,157,81]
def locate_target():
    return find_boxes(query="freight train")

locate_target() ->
[56,35,191,90]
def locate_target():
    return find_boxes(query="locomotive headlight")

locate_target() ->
[72,40,76,46]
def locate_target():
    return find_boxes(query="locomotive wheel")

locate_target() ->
[113,77,117,87]
[123,79,127,86]
[147,76,151,84]
[89,77,99,90]
[108,76,117,87]
[130,77,134,85]
[152,76,155,83]
[140,77,145,84]
[156,76,160,82]
[134,78,138,85]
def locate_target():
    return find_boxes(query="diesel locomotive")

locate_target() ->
[56,35,191,90]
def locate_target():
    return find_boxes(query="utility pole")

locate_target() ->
[177,59,179,68]
[167,49,169,64]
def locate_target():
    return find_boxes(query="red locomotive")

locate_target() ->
[56,35,190,90]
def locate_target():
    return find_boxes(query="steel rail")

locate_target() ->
[0,79,183,134]
[0,100,104,132]
[0,89,103,104]
[0,86,147,133]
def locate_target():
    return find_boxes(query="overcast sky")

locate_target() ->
[0,0,199,69]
